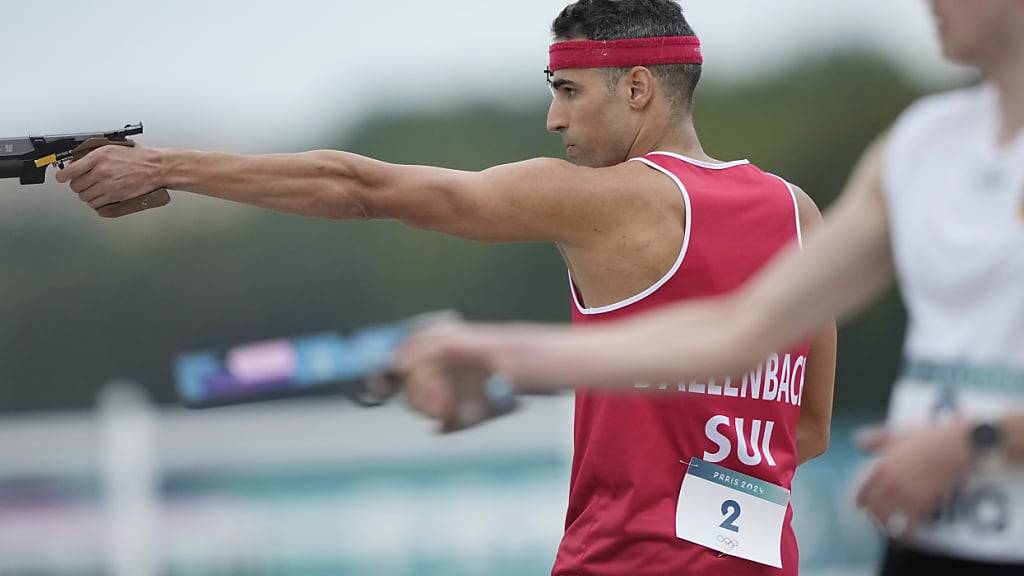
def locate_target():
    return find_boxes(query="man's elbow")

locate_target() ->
[323,186,372,220]
[303,150,374,220]
[806,428,831,459]
[811,430,831,459]
[799,427,831,463]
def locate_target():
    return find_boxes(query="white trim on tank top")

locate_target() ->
[646,151,751,170]
[766,173,804,249]
[569,156,693,315]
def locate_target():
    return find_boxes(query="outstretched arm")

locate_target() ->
[55,146,668,245]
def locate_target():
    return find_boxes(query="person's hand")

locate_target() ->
[396,323,513,433]
[854,420,973,538]
[55,144,166,212]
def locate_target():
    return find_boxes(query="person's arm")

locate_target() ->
[55,146,670,245]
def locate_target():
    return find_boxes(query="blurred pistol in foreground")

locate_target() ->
[0,122,169,217]
[174,311,520,432]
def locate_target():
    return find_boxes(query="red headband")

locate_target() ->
[548,35,703,72]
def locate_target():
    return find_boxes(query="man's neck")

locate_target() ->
[626,117,716,163]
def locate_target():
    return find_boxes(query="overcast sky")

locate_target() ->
[0,0,972,151]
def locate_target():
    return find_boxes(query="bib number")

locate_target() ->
[719,500,742,532]
[676,458,790,568]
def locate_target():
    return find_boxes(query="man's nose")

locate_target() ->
[547,100,567,133]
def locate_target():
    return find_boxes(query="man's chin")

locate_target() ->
[565,150,615,168]
[567,154,602,168]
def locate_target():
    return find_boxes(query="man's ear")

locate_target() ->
[625,66,656,111]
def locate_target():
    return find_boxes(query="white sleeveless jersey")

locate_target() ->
[884,84,1024,562]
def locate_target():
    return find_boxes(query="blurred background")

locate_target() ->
[0,1,977,575]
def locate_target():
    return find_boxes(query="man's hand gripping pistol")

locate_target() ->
[0,122,169,217]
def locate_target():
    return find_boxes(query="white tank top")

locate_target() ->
[884,84,1024,562]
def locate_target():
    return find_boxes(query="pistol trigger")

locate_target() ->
[57,160,66,170]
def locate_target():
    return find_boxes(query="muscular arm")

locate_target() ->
[159,151,602,242]
[58,147,668,245]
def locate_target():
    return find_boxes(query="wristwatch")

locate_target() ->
[968,420,1007,469]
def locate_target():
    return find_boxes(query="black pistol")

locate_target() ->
[0,122,169,217]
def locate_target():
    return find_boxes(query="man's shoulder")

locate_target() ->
[509,156,658,182]
[788,183,824,231]
[495,157,682,229]
[785,182,820,213]
[548,158,679,199]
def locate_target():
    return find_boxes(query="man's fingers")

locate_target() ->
[394,336,441,373]
[396,328,472,373]
[404,366,457,421]
[440,376,500,434]
[859,480,899,528]
[441,400,486,434]
[69,169,104,196]
[855,461,895,511]
[55,153,100,183]
[854,467,878,509]
[874,489,922,540]
[395,323,519,434]
[855,461,923,540]
[77,182,107,204]
[88,194,113,210]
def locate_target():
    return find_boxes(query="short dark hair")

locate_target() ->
[551,0,702,113]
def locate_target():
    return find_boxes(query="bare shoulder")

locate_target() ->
[789,183,822,216]
[595,160,681,212]
[541,158,684,245]
[499,157,680,213]
[784,182,825,232]
[510,157,672,192]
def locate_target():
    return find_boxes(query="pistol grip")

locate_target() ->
[72,137,171,218]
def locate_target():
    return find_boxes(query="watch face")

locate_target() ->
[970,422,1004,452]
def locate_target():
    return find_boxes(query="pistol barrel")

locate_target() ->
[0,158,24,179]
[36,122,143,144]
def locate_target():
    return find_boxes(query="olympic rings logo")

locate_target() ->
[716,534,740,550]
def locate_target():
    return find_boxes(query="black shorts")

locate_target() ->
[880,542,1024,576]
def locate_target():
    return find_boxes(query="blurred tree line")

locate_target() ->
[1,54,939,415]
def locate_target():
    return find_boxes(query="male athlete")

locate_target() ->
[56,1,836,574]
[399,1,1024,574]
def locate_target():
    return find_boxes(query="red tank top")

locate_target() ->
[552,152,810,576]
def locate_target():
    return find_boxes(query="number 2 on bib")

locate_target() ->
[720,499,741,532]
